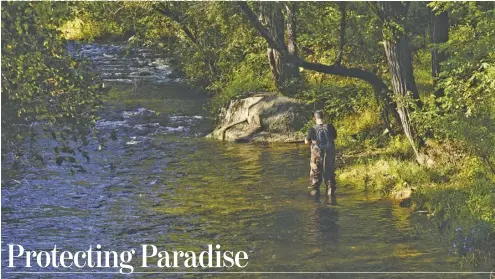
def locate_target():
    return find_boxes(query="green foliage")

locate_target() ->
[1,2,104,167]
[412,157,495,266]
[298,2,385,71]
[207,55,273,114]
[60,18,126,41]
[412,49,434,94]
[298,81,375,120]
[415,2,495,170]
[2,1,494,265]
[60,2,136,41]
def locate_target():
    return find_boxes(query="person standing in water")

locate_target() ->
[305,110,337,197]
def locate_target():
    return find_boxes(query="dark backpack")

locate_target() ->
[314,124,330,149]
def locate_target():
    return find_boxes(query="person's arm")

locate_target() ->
[305,128,313,145]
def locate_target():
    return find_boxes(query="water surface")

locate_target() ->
[1,44,486,279]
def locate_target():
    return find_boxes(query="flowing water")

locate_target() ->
[1,44,488,279]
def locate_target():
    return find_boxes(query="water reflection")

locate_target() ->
[307,197,339,249]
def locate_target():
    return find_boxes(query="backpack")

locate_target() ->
[314,124,330,149]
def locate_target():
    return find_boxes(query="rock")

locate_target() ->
[206,93,310,143]
[122,108,157,119]
[138,71,152,76]
[390,187,414,201]
[417,153,435,167]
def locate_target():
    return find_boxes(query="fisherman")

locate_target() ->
[305,110,337,197]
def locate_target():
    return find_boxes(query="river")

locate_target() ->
[1,43,487,279]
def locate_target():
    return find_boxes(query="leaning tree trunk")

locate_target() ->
[374,2,424,163]
[383,35,421,160]
[260,2,300,94]
[430,10,449,98]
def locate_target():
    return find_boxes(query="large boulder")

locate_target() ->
[206,93,310,143]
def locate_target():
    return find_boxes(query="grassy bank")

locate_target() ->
[333,105,495,267]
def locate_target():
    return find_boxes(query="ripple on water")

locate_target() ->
[1,44,477,279]
[69,42,176,84]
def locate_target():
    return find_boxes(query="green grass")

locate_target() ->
[332,97,495,267]
[338,157,440,195]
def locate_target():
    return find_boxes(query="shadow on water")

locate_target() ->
[1,44,489,279]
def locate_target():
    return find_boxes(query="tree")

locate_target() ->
[1,2,104,167]
[419,1,495,171]
[258,2,300,94]
[430,7,449,98]
[238,2,398,126]
[368,2,424,162]
[153,2,219,77]
[335,2,346,65]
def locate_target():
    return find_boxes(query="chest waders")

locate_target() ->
[309,140,336,197]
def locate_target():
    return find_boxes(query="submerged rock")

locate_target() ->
[206,93,310,143]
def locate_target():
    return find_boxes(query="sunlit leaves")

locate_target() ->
[414,2,495,168]
[2,2,104,168]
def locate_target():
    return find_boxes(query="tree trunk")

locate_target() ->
[383,35,420,159]
[373,2,425,163]
[267,48,280,84]
[260,2,300,94]
[430,10,449,98]
[336,2,346,65]
[284,2,301,93]
[285,3,298,56]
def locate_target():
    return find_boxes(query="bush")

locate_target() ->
[207,56,273,114]
[411,157,495,266]
[60,18,125,41]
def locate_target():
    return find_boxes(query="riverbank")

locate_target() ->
[202,79,494,267]
[332,109,495,268]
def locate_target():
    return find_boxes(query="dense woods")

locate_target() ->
[2,1,494,267]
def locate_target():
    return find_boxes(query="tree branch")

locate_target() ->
[153,3,198,45]
[153,3,218,75]
[238,2,387,91]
